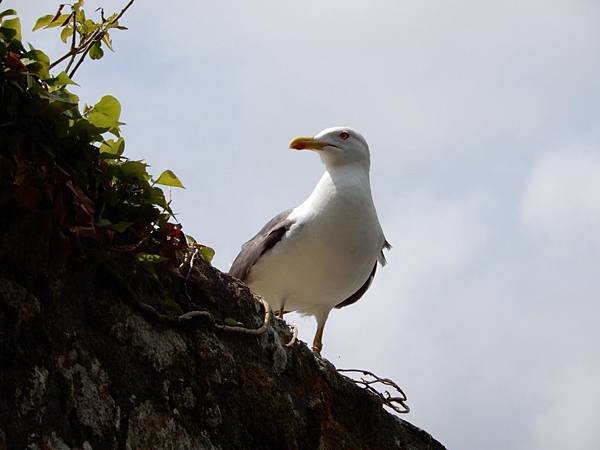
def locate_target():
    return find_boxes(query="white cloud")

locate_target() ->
[521,150,600,245]
[382,192,489,291]
[7,1,600,449]
[528,366,600,450]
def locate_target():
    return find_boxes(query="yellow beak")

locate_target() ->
[288,136,328,151]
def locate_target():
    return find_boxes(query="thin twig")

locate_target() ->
[216,297,272,335]
[113,263,270,337]
[49,28,94,69]
[337,368,410,414]
[177,244,272,335]
[49,51,73,70]
[50,0,136,73]
[70,0,135,77]
[108,236,148,252]
[108,231,273,341]
[64,12,78,73]
[181,247,198,303]
[112,0,136,24]
[178,297,272,336]
[68,32,102,78]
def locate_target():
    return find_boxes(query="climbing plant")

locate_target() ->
[0,3,214,276]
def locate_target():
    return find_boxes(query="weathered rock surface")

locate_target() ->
[0,237,446,450]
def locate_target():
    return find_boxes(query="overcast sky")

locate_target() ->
[12,1,600,449]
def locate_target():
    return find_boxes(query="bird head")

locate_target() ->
[289,127,370,169]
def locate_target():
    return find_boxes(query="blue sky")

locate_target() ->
[12,1,600,449]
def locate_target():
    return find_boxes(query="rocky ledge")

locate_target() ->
[0,247,446,450]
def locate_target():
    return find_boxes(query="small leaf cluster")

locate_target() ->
[0,8,213,275]
[33,0,134,77]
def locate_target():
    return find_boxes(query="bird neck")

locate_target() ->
[308,163,373,206]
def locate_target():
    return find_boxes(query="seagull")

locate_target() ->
[229,127,390,354]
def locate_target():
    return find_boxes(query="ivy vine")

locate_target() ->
[0,3,213,278]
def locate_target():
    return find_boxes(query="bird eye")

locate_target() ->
[339,131,350,140]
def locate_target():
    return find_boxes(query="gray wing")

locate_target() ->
[335,238,391,309]
[229,209,294,282]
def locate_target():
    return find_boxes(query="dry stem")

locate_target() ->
[338,368,410,414]
[178,297,272,336]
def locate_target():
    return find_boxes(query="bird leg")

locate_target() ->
[275,299,287,319]
[312,311,330,355]
[312,322,325,355]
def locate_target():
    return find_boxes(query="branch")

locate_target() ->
[180,246,198,304]
[49,24,99,69]
[68,36,99,78]
[49,0,136,73]
[106,236,274,345]
[178,297,272,336]
[337,368,410,414]
[176,243,273,335]
[112,260,273,337]
[64,12,78,73]
[112,0,136,24]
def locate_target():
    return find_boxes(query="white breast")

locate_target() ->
[246,165,384,318]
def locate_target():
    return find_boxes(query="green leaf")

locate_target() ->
[47,71,79,88]
[136,252,167,264]
[110,221,133,233]
[97,219,133,233]
[89,41,103,60]
[93,95,121,119]
[86,95,121,130]
[3,17,21,41]
[60,26,73,43]
[81,19,99,36]
[40,88,79,105]
[224,318,243,327]
[119,161,149,181]
[148,187,168,209]
[102,33,114,51]
[25,49,50,64]
[0,26,17,41]
[199,246,215,264]
[22,49,50,79]
[75,9,86,24]
[99,137,125,156]
[73,0,84,12]
[96,218,112,228]
[0,9,17,21]
[155,170,185,188]
[32,13,70,31]
[47,14,71,29]
[101,189,119,206]
[32,15,53,31]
